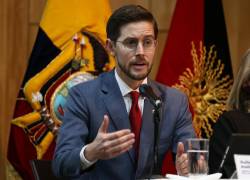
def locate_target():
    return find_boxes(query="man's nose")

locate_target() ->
[135,42,145,55]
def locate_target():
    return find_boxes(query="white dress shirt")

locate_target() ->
[114,69,146,114]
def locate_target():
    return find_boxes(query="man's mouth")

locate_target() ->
[131,62,147,69]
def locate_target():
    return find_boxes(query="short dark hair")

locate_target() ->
[106,4,158,42]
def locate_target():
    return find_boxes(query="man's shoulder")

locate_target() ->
[71,71,112,90]
[151,80,186,97]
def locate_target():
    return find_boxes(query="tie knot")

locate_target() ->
[130,91,140,103]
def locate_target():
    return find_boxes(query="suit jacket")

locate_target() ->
[52,70,195,179]
[209,110,250,178]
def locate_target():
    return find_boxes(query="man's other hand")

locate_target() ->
[176,142,188,176]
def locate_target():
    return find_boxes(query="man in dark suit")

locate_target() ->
[52,5,195,179]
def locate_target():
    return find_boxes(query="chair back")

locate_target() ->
[30,160,60,180]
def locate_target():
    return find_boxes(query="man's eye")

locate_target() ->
[144,39,153,45]
[124,39,138,47]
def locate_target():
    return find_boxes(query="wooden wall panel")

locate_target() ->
[223,0,240,76]
[28,0,46,55]
[110,0,150,10]
[223,0,250,76]
[0,0,29,179]
[28,25,39,56]
[151,0,176,30]
[150,32,168,79]
[29,0,46,23]
[150,0,176,78]
[0,0,7,178]
[1,1,250,180]
[238,0,250,65]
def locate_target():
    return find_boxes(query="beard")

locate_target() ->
[117,59,152,81]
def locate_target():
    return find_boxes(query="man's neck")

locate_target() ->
[115,69,146,90]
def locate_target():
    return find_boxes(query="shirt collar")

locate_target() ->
[114,69,147,97]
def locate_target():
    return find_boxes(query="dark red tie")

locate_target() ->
[129,91,142,160]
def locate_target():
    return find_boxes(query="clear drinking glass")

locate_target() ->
[187,138,209,179]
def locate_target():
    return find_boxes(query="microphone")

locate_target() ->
[139,84,162,108]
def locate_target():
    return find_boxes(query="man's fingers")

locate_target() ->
[176,153,188,176]
[103,140,134,159]
[176,142,185,157]
[179,157,188,169]
[103,133,135,151]
[177,153,188,166]
[98,115,109,133]
[96,115,136,160]
[103,129,133,142]
[108,145,133,159]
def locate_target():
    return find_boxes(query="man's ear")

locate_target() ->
[106,39,115,56]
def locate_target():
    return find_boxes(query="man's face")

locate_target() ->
[110,21,156,82]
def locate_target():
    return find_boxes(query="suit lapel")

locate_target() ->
[101,71,135,163]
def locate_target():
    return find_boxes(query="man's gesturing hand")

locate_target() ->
[84,115,135,162]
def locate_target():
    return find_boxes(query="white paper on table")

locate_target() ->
[165,173,222,180]
[234,154,250,179]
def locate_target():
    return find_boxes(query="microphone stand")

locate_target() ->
[149,103,164,179]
